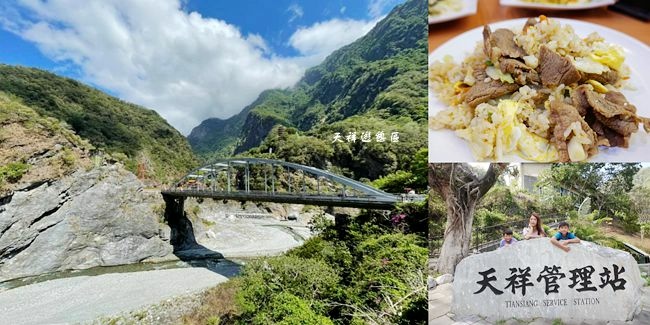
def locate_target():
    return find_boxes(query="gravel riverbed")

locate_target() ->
[0,267,232,325]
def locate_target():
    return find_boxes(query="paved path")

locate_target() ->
[429,284,650,325]
[0,268,230,325]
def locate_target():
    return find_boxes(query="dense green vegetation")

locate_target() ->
[188,0,427,182]
[0,65,197,182]
[0,91,91,150]
[429,163,649,257]
[2,2,429,323]
[244,116,427,183]
[183,201,428,325]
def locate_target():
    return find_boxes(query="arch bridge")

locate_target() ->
[161,158,420,209]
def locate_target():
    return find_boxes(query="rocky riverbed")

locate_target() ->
[0,210,320,324]
[0,267,232,325]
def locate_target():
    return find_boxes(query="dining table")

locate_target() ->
[429,0,650,52]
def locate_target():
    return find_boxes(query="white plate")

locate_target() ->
[428,18,650,162]
[499,0,616,11]
[429,0,477,24]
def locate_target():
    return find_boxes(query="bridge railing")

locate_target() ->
[162,188,393,199]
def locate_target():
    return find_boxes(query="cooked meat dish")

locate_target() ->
[430,16,648,162]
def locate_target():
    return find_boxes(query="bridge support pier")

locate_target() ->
[162,194,198,252]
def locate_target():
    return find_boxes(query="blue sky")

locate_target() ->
[0,0,404,134]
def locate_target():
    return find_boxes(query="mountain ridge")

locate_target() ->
[0,64,197,182]
[188,0,427,172]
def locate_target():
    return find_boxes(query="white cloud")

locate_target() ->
[1,0,379,135]
[289,18,380,61]
[287,4,303,23]
[368,0,402,18]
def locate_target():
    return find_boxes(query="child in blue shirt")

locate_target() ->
[551,221,581,252]
[499,228,517,248]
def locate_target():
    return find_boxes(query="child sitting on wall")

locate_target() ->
[499,228,517,248]
[550,221,581,252]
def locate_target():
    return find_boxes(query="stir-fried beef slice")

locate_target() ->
[584,89,636,118]
[499,57,540,85]
[592,120,629,147]
[605,91,637,114]
[472,62,488,81]
[499,57,527,72]
[578,88,640,146]
[483,25,493,59]
[590,120,606,145]
[580,70,620,85]
[593,112,638,137]
[491,29,527,58]
[571,85,591,117]
[549,100,598,162]
[539,46,581,87]
[463,80,519,108]
[483,26,527,61]
[529,87,551,105]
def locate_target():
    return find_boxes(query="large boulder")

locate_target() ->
[0,165,173,282]
[452,239,644,322]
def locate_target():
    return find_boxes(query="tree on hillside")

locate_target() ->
[428,163,508,274]
[537,163,641,232]
[630,167,650,238]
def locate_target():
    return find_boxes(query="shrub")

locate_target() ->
[235,256,341,319]
[615,210,640,233]
[475,208,507,229]
[641,223,650,241]
[0,162,30,183]
[288,237,353,274]
[568,212,623,249]
[181,279,242,325]
[349,234,427,312]
[251,292,334,325]
[61,148,76,167]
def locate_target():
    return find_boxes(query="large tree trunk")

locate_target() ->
[429,163,507,275]
[436,197,478,275]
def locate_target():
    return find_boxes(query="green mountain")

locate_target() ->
[0,65,197,182]
[187,89,292,159]
[188,0,427,180]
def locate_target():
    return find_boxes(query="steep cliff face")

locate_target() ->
[187,89,293,160]
[0,92,173,282]
[236,110,291,154]
[0,165,172,282]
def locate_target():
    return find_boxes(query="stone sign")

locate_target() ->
[452,239,644,321]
